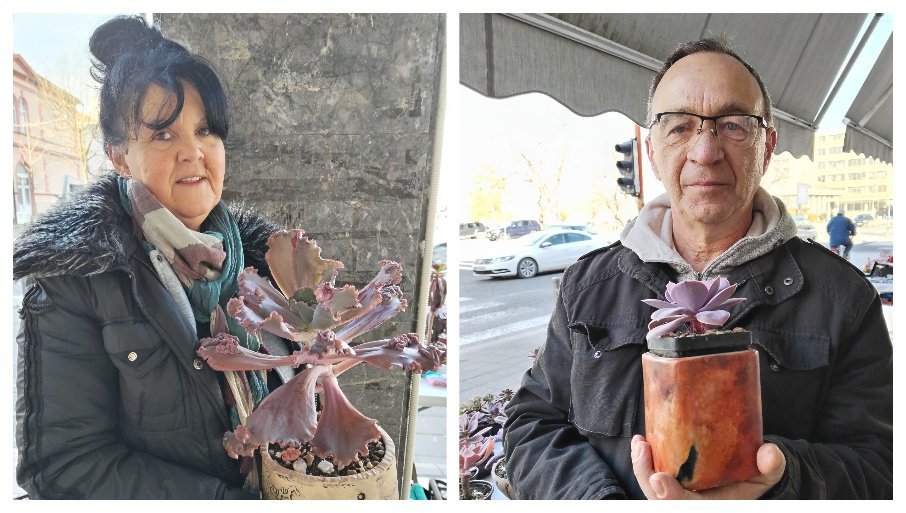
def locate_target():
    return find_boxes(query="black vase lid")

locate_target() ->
[647,330,752,358]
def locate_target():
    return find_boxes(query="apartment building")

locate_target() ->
[767,129,893,222]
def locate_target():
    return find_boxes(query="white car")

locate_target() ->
[472,229,608,278]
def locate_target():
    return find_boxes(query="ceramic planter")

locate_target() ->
[642,331,762,491]
[460,479,494,500]
[492,457,517,500]
[260,426,399,500]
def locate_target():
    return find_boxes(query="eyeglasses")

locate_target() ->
[649,112,769,149]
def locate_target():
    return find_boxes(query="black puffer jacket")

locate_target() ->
[504,238,892,499]
[14,174,279,499]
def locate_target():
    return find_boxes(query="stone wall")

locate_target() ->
[159,13,444,489]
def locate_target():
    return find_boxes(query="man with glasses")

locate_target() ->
[503,38,892,500]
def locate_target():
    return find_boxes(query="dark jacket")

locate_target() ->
[504,238,892,499]
[827,214,856,246]
[14,174,279,499]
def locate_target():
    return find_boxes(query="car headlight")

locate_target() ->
[490,256,515,264]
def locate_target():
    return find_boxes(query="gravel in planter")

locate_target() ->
[268,440,386,477]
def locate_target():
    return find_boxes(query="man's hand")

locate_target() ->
[630,434,785,500]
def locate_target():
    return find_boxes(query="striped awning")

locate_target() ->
[460,13,891,162]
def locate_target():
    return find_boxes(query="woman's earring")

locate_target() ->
[121,172,132,179]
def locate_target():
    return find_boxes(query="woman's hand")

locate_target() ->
[630,434,785,500]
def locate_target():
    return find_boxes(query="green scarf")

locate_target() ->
[117,177,268,424]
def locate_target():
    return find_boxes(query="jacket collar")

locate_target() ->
[14,173,277,281]
[620,187,798,280]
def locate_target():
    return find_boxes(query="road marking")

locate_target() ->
[460,300,502,314]
[464,306,535,325]
[460,314,551,346]
[460,297,473,302]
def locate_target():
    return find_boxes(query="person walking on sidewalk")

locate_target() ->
[827,208,856,260]
[503,37,892,500]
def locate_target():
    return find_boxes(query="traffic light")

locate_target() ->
[615,138,639,196]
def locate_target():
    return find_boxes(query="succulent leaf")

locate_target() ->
[265,229,344,300]
[642,276,745,340]
[309,369,381,467]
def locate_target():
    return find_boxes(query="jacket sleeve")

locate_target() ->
[763,294,892,499]
[16,277,255,499]
[503,272,628,500]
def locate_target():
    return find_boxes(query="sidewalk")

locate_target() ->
[412,403,446,490]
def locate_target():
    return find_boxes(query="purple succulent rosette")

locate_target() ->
[198,229,447,467]
[641,276,746,341]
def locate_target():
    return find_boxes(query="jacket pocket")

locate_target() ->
[750,330,829,371]
[102,322,188,432]
[567,322,648,438]
[749,329,831,439]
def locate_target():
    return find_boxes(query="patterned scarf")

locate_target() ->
[118,177,268,431]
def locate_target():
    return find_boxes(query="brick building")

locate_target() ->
[12,53,89,226]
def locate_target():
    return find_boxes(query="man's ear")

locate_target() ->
[762,127,778,174]
[108,144,130,177]
[645,136,662,181]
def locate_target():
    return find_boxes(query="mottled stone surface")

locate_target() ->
[642,349,763,491]
[159,13,445,490]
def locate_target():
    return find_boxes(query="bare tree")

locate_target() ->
[35,73,98,184]
[469,164,508,224]
[517,148,566,226]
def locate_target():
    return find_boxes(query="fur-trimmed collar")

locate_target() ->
[13,173,278,280]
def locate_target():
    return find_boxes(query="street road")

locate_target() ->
[458,237,562,404]
[456,223,895,406]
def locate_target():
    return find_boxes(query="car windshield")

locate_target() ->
[521,232,549,246]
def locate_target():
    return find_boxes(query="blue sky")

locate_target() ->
[13,12,137,105]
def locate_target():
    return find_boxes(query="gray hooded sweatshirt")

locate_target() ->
[620,187,799,281]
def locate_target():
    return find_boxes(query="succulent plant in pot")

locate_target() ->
[458,411,495,500]
[197,229,446,499]
[640,276,762,491]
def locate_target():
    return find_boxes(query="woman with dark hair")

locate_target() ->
[14,15,277,499]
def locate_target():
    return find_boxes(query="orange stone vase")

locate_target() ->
[642,331,762,491]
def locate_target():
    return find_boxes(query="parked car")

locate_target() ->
[487,219,541,241]
[544,224,597,234]
[792,216,816,240]
[854,214,874,227]
[473,229,606,278]
[459,221,487,239]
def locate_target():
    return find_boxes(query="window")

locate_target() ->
[16,97,29,133]
[564,233,591,243]
[879,185,887,192]
[544,234,567,246]
[817,149,826,156]
[817,162,825,169]
[15,163,31,223]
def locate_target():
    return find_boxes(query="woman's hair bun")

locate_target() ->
[89,15,165,71]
